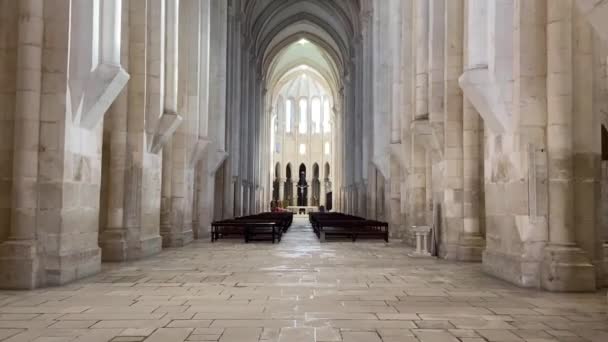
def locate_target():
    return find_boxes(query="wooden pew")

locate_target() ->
[210,212,293,243]
[211,220,281,243]
[309,213,389,242]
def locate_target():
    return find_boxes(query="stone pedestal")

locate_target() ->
[541,245,596,292]
[408,226,434,258]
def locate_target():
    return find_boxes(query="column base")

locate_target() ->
[45,247,101,286]
[0,240,42,289]
[100,232,162,262]
[408,250,434,258]
[162,229,194,248]
[457,233,485,262]
[0,241,101,289]
[483,249,541,288]
[541,245,596,292]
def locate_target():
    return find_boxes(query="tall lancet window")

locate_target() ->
[299,98,308,134]
[312,97,321,133]
[285,99,293,133]
[323,98,331,133]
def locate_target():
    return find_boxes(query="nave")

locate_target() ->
[0,218,605,341]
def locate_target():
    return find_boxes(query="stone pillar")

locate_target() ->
[603,162,608,286]
[425,150,433,225]
[224,175,236,218]
[428,0,445,150]
[97,0,164,261]
[242,182,250,216]
[541,0,596,292]
[0,0,46,288]
[458,98,485,261]
[306,181,311,207]
[320,180,326,207]
[161,0,200,248]
[415,0,429,119]
[278,178,285,205]
[442,0,465,259]
[358,181,367,217]
[292,181,297,207]
[573,3,604,286]
[457,0,486,261]
[408,144,427,237]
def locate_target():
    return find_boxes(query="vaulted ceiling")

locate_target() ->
[242,0,363,96]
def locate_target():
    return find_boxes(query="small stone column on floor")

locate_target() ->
[408,226,433,258]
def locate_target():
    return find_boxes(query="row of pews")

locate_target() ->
[211,212,294,244]
[309,212,389,242]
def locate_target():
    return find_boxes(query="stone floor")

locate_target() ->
[0,218,606,342]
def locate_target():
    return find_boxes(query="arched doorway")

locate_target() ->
[297,164,308,206]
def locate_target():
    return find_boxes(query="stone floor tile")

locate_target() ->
[119,328,156,337]
[218,328,261,342]
[145,328,193,342]
[0,329,23,340]
[477,329,524,341]
[48,321,97,329]
[0,219,606,342]
[277,327,314,341]
[341,331,382,342]
[314,327,341,341]
[382,336,420,342]
[110,337,145,342]
[413,330,459,342]
[167,320,213,328]
[415,321,455,329]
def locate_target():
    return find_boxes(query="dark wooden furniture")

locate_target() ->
[309,212,389,242]
[211,212,293,243]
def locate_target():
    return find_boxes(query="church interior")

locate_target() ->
[0,0,607,341]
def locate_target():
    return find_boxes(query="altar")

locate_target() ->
[286,206,319,215]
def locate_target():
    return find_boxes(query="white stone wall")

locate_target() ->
[369,0,608,291]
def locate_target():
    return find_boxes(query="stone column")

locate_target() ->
[242,183,248,216]
[603,161,608,286]
[541,0,596,292]
[442,0,465,259]
[161,0,200,247]
[320,180,326,207]
[292,181,297,207]
[0,0,45,288]
[458,98,485,260]
[597,40,608,286]
[408,144,427,234]
[415,0,429,119]
[278,178,285,205]
[306,181,312,207]
[429,0,445,150]
[457,0,486,261]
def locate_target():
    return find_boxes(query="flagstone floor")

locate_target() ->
[0,218,606,341]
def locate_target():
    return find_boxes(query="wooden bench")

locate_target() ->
[309,213,389,242]
[210,212,293,243]
[211,220,282,243]
[239,212,293,233]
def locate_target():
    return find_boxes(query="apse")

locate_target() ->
[267,39,336,209]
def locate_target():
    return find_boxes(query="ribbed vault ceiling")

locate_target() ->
[242,0,361,108]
